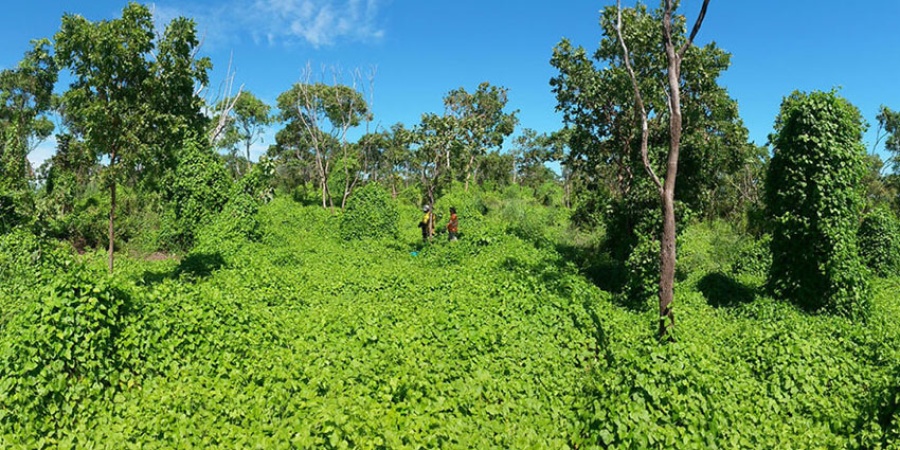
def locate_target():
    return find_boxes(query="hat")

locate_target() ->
[423,205,430,212]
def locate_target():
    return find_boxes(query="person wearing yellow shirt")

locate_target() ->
[418,204,435,243]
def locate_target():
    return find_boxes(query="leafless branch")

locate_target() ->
[677,0,711,59]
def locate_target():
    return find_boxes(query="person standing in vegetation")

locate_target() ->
[447,207,459,241]
[419,205,435,243]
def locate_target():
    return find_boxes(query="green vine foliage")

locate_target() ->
[1,194,900,446]
[622,235,658,310]
[858,207,900,278]
[159,140,231,251]
[0,264,137,441]
[765,90,870,318]
[340,183,399,241]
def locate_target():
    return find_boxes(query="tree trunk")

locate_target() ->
[464,154,475,192]
[245,141,252,176]
[108,180,116,274]
[657,0,703,341]
[658,183,676,339]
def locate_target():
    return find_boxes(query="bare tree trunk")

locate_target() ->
[657,0,710,340]
[464,153,475,192]
[245,141,252,176]
[617,0,710,340]
[108,177,116,274]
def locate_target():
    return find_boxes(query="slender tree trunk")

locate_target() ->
[464,154,475,192]
[245,141,252,175]
[658,182,677,339]
[108,179,116,274]
[655,0,710,340]
[657,8,682,341]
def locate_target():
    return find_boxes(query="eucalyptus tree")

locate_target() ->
[443,82,518,191]
[384,123,414,197]
[275,68,369,210]
[876,106,900,173]
[511,128,562,190]
[54,2,210,272]
[414,113,459,207]
[214,91,271,177]
[613,0,711,338]
[553,1,743,339]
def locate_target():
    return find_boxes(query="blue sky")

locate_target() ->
[2,0,899,169]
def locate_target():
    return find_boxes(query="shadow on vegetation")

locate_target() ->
[611,292,654,313]
[697,272,757,308]
[176,252,225,278]
[555,243,626,295]
[854,369,900,447]
[139,251,226,285]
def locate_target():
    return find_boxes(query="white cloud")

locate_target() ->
[151,0,387,50]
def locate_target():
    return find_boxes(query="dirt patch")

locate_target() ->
[145,252,175,262]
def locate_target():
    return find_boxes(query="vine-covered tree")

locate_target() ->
[765,90,870,318]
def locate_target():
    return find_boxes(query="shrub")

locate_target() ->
[339,183,399,241]
[858,207,900,277]
[765,90,870,318]
[0,188,31,234]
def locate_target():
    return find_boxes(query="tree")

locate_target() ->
[414,113,459,207]
[511,128,561,190]
[383,123,414,198]
[55,2,210,272]
[214,91,271,177]
[275,65,369,210]
[876,106,900,172]
[765,90,870,318]
[477,150,515,188]
[652,0,711,339]
[0,39,57,230]
[443,82,518,191]
[0,39,58,189]
[554,1,723,338]
[600,0,710,336]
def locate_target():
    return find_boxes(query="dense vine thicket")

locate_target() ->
[0,187,898,447]
[765,90,871,318]
[858,206,900,278]
[339,183,399,241]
